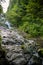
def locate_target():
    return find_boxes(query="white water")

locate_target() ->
[1,0,10,13]
[0,0,11,29]
[5,21,11,29]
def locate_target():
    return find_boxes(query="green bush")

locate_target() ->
[40,26,43,36]
[6,0,43,38]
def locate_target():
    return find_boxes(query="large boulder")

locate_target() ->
[2,45,26,65]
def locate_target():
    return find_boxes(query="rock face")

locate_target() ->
[3,45,26,65]
[0,27,24,45]
[0,27,26,65]
[0,26,43,65]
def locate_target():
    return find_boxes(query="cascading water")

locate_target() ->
[0,0,11,29]
[5,20,11,29]
[1,0,10,13]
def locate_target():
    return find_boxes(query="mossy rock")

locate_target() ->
[21,44,25,49]
[38,48,43,57]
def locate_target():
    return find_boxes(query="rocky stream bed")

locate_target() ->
[0,26,43,65]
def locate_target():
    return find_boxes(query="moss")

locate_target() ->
[21,44,25,49]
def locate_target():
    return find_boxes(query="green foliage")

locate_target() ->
[0,5,2,14]
[40,26,43,36]
[6,4,23,27]
[21,44,25,49]
[6,0,43,38]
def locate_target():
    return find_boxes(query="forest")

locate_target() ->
[6,0,43,38]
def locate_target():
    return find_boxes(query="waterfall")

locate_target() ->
[1,0,10,13]
[0,0,11,29]
[5,20,11,29]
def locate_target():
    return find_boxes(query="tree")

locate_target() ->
[6,0,43,37]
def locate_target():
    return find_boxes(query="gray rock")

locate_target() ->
[0,28,24,45]
[0,27,43,65]
[27,56,42,65]
[2,45,26,65]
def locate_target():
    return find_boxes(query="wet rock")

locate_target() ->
[27,56,42,65]
[3,45,26,65]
